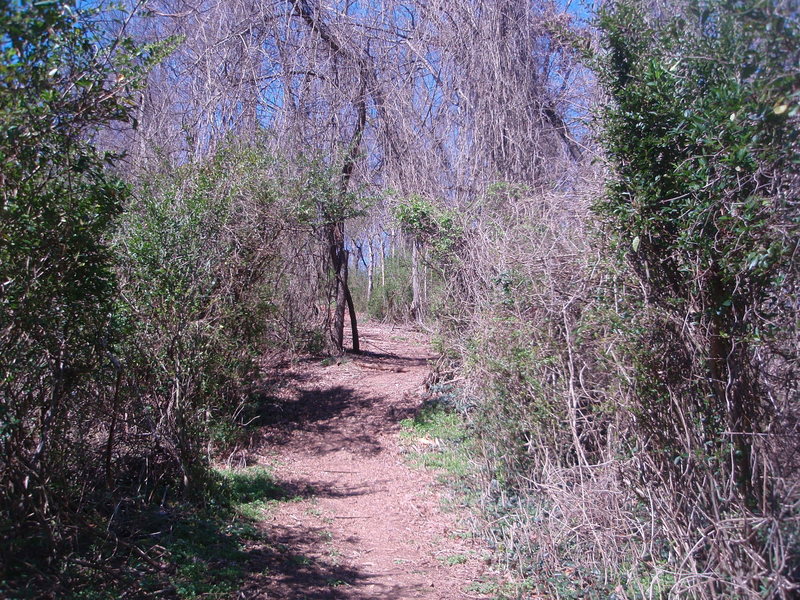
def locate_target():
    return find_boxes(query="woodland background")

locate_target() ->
[1,0,798,598]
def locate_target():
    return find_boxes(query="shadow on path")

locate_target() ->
[251,381,416,456]
[240,523,426,599]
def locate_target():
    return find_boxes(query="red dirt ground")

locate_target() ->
[238,321,494,599]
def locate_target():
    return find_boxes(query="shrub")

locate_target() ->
[0,1,158,568]
[112,144,325,492]
[595,0,799,596]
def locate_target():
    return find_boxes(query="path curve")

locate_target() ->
[241,322,490,599]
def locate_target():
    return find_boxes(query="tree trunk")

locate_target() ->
[327,222,359,354]
[331,241,346,353]
[343,253,360,353]
[411,238,421,322]
[423,249,428,309]
[380,236,386,288]
[294,0,366,355]
[366,238,374,307]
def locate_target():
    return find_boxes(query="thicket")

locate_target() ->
[0,4,336,591]
[422,0,799,598]
[350,254,414,321]
[1,135,343,591]
[0,0,162,580]
[3,0,797,597]
[595,0,799,596]
[112,144,329,494]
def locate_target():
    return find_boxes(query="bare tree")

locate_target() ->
[114,0,588,337]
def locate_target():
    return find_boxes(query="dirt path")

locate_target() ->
[240,322,491,599]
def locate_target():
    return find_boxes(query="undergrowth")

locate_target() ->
[399,386,473,483]
[1,466,295,600]
[400,388,537,600]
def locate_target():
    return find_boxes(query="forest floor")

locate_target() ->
[235,320,494,599]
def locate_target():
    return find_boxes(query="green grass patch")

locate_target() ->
[216,465,299,520]
[400,400,472,481]
[142,467,297,598]
[438,552,469,566]
[400,401,464,442]
[467,578,537,600]
[155,512,255,599]
[136,466,296,599]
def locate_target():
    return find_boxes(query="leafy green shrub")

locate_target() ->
[0,0,159,569]
[595,0,799,595]
[365,255,414,320]
[113,146,294,492]
[394,194,462,263]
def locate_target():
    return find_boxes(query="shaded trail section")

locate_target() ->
[239,322,489,599]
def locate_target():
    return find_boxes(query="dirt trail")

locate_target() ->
[240,322,491,599]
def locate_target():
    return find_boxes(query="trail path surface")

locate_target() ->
[240,322,491,599]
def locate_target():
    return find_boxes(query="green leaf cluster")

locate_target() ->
[596,0,798,322]
[284,154,366,226]
[394,194,462,260]
[0,0,167,576]
[593,0,799,593]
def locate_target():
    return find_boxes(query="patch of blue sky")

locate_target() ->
[558,0,596,26]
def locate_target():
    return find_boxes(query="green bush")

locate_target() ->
[113,146,288,492]
[596,0,799,595]
[369,255,414,320]
[0,0,158,568]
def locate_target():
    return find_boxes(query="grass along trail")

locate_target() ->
[237,321,492,599]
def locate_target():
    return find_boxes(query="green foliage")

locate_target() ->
[350,249,444,323]
[597,0,799,464]
[159,514,250,599]
[595,0,799,595]
[394,194,462,261]
[423,4,799,590]
[364,255,413,319]
[400,392,472,480]
[0,0,161,568]
[0,62,326,583]
[286,153,368,226]
[438,553,468,566]
[142,468,294,599]
[1,467,293,600]
[597,0,798,315]
[216,466,299,519]
[400,397,465,443]
[114,146,284,491]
